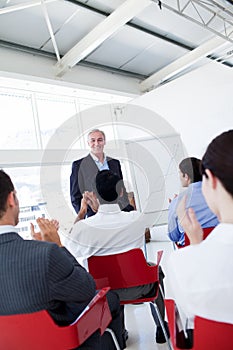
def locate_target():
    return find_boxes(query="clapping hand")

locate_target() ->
[168,193,178,203]
[30,217,62,247]
[83,191,99,213]
[176,195,203,244]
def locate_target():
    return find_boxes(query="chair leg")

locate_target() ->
[105,328,121,350]
[149,302,173,350]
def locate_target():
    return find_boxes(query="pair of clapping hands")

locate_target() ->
[73,191,100,224]
[30,218,62,247]
[81,191,99,213]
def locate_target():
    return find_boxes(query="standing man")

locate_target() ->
[70,129,134,217]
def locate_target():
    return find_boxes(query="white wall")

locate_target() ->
[133,61,233,158]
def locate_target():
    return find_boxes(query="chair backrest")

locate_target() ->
[194,316,233,350]
[88,248,163,290]
[165,299,233,350]
[165,299,179,350]
[181,227,215,248]
[0,287,111,350]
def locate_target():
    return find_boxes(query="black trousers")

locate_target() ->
[114,266,165,327]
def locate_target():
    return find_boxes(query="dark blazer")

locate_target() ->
[0,232,96,326]
[70,154,133,216]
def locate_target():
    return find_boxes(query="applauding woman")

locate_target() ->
[167,129,233,330]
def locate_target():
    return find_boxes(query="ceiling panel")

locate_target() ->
[85,24,188,75]
[122,40,188,75]
[85,25,158,68]
[133,4,215,46]
[43,5,104,54]
[0,1,79,49]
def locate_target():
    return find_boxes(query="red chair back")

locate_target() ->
[184,227,215,247]
[0,287,111,350]
[165,299,233,350]
[194,316,233,350]
[88,248,163,304]
[165,299,180,350]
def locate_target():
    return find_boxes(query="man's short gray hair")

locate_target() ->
[87,129,106,140]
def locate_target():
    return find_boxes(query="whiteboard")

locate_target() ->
[125,133,186,225]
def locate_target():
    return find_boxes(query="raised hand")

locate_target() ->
[31,218,62,247]
[177,195,203,244]
[83,191,99,213]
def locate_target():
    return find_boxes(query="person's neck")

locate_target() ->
[0,220,15,226]
[218,202,233,224]
[92,152,104,163]
[0,213,16,226]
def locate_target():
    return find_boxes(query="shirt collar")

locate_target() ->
[90,152,106,164]
[190,181,202,189]
[98,204,121,214]
[0,225,18,235]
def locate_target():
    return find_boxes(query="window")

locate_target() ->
[0,76,133,238]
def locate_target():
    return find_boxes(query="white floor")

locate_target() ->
[124,239,175,350]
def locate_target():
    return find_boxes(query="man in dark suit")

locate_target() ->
[70,129,134,217]
[0,169,124,350]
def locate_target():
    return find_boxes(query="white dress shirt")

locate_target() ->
[64,204,146,267]
[167,223,233,325]
[0,225,18,235]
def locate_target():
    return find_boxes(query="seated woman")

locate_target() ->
[168,157,218,246]
[167,130,233,341]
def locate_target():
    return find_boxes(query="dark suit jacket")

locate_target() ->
[70,154,133,216]
[0,232,96,326]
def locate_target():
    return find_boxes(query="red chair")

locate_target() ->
[165,299,233,350]
[0,287,120,350]
[194,315,233,350]
[88,248,172,350]
[184,226,215,246]
[165,299,183,350]
[176,227,215,249]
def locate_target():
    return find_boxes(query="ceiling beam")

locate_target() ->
[140,35,227,92]
[0,0,58,15]
[55,0,152,77]
[67,0,194,51]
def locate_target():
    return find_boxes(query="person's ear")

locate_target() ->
[8,192,16,207]
[184,173,190,184]
[205,169,217,189]
[119,188,123,197]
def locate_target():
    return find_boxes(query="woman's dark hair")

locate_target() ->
[179,157,202,183]
[201,130,233,196]
[0,169,14,218]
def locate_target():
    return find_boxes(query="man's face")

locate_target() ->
[88,131,106,157]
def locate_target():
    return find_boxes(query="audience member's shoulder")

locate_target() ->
[127,209,142,219]
[24,238,61,253]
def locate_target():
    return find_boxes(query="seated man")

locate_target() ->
[0,169,124,350]
[65,169,169,345]
[168,157,218,246]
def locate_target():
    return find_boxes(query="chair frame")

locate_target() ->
[0,287,120,350]
[88,248,172,350]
